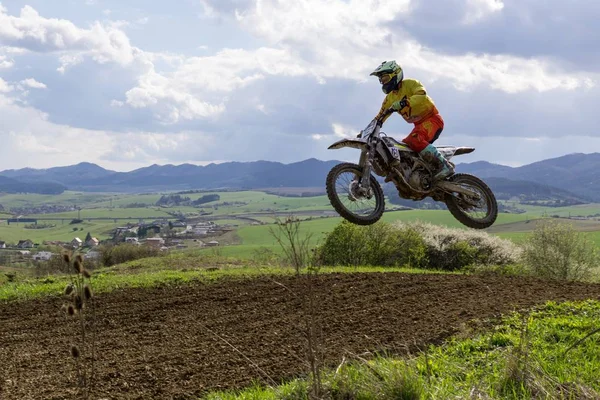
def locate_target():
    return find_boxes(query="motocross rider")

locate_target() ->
[371,60,454,180]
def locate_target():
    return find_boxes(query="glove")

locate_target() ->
[391,98,409,111]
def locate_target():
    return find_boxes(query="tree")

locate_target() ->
[85,232,92,243]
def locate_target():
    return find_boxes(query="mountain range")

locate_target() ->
[0,153,598,201]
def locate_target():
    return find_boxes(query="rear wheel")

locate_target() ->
[444,173,498,229]
[326,163,385,225]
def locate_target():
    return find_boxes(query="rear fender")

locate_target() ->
[328,138,368,150]
[437,147,475,160]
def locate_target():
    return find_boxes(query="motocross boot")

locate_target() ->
[419,144,454,180]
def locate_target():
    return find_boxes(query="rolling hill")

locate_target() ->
[0,153,598,200]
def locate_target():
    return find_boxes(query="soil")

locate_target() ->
[2,272,600,399]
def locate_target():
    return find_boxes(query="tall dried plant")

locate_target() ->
[61,253,96,399]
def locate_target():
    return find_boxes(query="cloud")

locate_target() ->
[120,46,304,123]
[0,89,219,170]
[402,0,600,70]
[0,92,114,169]
[20,78,47,89]
[332,123,359,138]
[233,0,593,93]
[0,5,136,69]
[407,45,594,93]
[101,131,216,163]
[9,131,60,154]
[0,77,12,92]
[115,0,592,125]
[0,55,13,68]
[463,0,504,24]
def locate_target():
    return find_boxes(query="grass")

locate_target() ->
[0,191,115,209]
[84,191,324,210]
[501,202,600,218]
[205,300,600,399]
[26,207,173,219]
[0,220,124,243]
[216,210,541,258]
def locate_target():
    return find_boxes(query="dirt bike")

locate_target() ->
[325,109,498,229]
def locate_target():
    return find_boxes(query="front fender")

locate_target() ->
[328,138,368,150]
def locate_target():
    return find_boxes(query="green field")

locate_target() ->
[27,207,173,219]
[2,190,600,254]
[501,201,600,217]
[0,220,123,243]
[216,210,545,258]
[0,191,115,209]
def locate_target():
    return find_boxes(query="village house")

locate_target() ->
[193,228,209,236]
[206,240,220,247]
[17,239,34,249]
[125,237,139,245]
[32,251,54,261]
[71,237,83,248]
[115,226,139,236]
[145,237,165,248]
[0,241,6,249]
[86,237,100,247]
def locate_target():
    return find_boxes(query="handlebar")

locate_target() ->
[376,107,395,126]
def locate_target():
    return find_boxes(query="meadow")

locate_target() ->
[1,190,600,253]
[223,209,600,258]
[0,220,126,243]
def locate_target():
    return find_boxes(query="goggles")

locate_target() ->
[378,73,394,85]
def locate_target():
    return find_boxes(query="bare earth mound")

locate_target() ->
[2,272,600,399]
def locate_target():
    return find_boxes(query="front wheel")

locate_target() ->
[326,163,385,225]
[444,173,498,229]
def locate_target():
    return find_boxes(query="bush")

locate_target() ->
[315,220,520,271]
[35,254,100,276]
[99,243,162,267]
[522,220,599,281]
[313,221,427,268]
[395,221,520,271]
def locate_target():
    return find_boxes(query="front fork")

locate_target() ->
[357,148,374,196]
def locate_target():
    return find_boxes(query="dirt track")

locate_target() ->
[2,272,600,399]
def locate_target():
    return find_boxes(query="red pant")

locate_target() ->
[402,113,444,153]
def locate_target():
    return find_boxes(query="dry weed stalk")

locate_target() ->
[62,253,96,399]
[268,215,313,275]
[269,215,324,398]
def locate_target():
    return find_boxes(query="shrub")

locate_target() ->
[395,221,520,271]
[35,254,100,276]
[314,221,427,268]
[522,220,599,281]
[315,220,520,271]
[99,243,162,267]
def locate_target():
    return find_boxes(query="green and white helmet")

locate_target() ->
[370,60,404,94]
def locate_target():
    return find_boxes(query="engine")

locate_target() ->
[407,169,430,192]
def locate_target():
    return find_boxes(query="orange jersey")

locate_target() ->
[375,79,439,124]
